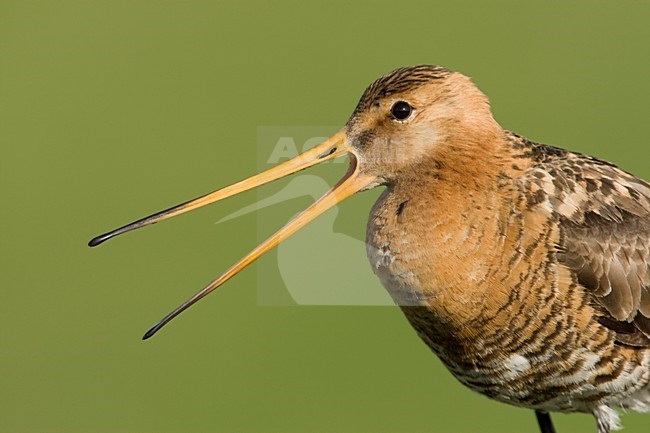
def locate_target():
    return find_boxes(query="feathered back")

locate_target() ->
[514,132,650,346]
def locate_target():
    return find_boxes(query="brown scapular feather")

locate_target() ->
[524,138,650,346]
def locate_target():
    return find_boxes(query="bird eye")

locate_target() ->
[390,101,412,121]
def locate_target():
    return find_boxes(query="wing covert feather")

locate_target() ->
[514,134,650,346]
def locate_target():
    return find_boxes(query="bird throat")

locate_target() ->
[365,134,538,340]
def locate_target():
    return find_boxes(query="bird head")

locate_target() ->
[89,65,500,338]
[346,65,500,184]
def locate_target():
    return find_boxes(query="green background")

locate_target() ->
[2,1,650,432]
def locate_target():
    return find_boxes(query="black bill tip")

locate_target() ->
[142,322,163,340]
[88,232,113,247]
[142,328,156,340]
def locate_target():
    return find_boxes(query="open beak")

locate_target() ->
[88,129,376,339]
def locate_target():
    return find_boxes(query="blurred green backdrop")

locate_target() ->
[2,1,650,432]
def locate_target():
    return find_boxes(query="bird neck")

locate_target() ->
[396,125,519,189]
[377,130,535,332]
